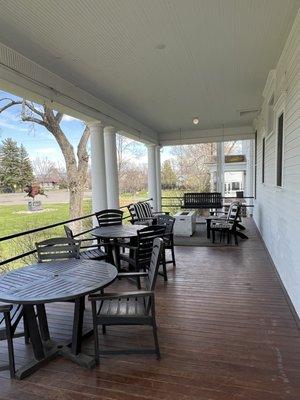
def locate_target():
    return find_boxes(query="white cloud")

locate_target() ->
[0,121,28,132]
[62,114,79,122]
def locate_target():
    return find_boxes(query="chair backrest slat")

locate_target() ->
[157,215,175,236]
[0,304,23,331]
[64,225,74,239]
[95,209,123,227]
[128,202,153,223]
[137,226,165,267]
[36,237,81,263]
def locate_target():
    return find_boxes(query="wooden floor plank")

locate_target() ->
[0,219,299,399]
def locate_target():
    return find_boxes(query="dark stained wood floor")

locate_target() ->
[1,218,300,400]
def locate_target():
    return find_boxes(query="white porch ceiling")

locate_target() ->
[0,0,299,143]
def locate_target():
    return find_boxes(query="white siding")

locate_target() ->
[254,10,300,316]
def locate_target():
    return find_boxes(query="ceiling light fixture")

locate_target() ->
[192,117,199,125]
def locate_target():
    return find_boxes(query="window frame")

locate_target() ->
[273,92,286,189]
[276,112,284,188]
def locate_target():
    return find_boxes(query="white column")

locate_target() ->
[245,139,254,215]
[155,146,162,212]
[147,144,158,211]
[87,121,107,215]
[104,126,119,208]
[216,142,224,195]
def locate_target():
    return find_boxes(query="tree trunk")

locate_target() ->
[69,180,84,233]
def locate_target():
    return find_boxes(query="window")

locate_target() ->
[262,137,265,184]
[277,113,284,187]
[232,182,240,191]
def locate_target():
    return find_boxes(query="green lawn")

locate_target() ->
[0,190,183,272]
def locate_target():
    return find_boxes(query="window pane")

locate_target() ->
[277,113,284,187]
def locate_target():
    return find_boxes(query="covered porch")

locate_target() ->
[1,1,300,399]
[1,219,300,399]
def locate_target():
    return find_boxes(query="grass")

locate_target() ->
[0,190,183,272]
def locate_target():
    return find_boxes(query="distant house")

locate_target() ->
[37,172,61,190]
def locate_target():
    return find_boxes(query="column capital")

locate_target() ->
[147,143,157,149]
[104,125,117,135]
[86,120,103,130]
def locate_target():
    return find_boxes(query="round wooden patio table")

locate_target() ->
[0,259,117,379]
[91,224,147,269]
[91,224,147,240]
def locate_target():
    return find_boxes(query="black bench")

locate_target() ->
[181,192,223,210]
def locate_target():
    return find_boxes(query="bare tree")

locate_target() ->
[116,134,144,180]
[33,157,56,184]
[0,97,90,227]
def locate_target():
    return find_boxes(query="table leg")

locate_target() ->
[113,239,121,271]
[71,296,85,355]
[36,304,50,342]
[24,305,45,360]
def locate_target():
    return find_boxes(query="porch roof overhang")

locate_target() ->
[0,0,299,145]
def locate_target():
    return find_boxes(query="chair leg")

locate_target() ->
[162,251,168,282]
[152,321,160,360]
[234,231,238,246]
[171,245,176,267]
[227,229,230,245]
[151,301,160,360]
[212,229,215,243]
[102,325,106,335]
[4,312,15,379]
[91,302,100,364]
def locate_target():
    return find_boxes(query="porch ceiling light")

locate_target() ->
[192,117,199,125]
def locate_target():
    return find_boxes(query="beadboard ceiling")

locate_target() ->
[0,0,299,136]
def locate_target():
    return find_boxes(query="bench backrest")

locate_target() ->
[183,192,222,209]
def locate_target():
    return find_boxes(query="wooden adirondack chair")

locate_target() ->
[118,225,167,287]
[64,225,107,261]
[157,214,176,266]
[89,237,164,363]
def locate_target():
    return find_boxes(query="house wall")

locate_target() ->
[254,10,300,316]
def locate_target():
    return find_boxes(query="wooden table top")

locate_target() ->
[0,259,117,305]
[91,224,147,239]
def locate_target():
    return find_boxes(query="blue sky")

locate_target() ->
[0,90,88,164]
[0,89,174,166]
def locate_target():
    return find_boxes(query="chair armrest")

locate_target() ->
[89,290,154,301]
[0,304,12,313]
[118,272,148,278]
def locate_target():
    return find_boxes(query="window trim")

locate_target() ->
[276,112,284,188]
[273,92,286,188]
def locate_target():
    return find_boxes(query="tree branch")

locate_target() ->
[21,114,45,126]
[0,99,22,113]
[77,126,90,174]
[55,112,64,124]
[24,101,44,118]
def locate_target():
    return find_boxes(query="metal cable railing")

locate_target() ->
[0,198,152,268]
